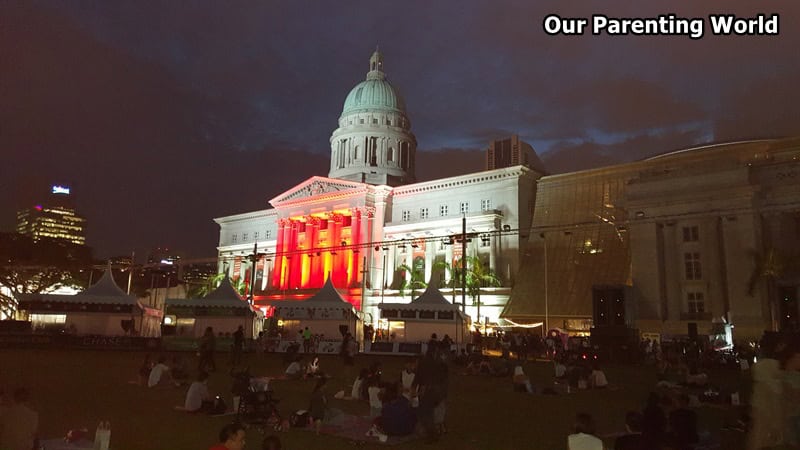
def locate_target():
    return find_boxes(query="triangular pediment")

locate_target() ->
[269,176,369,206]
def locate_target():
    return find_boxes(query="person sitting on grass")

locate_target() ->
[590,363,608,389]
[351,369,368,400]
[148,356,174,388]
[309,378,329,435]
[375,383,416,438]
[567,413,604,450]
[209,423,246,450]
[305,357,321,379]
[135,354,153,386]
[184,371,213,413]
[554,359,567,379]
[284,357,303,380]
[513,366,535,394]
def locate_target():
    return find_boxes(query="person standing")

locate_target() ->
[232,325,245,366]
[198,327,217,372]
[0,388,38,450]
[302,327,313,353]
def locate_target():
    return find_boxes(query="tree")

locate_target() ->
[463,255,501,325]
[186,272,226,298]
[0,233,94,318]
[397,263,426,299]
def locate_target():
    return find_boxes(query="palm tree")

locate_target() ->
[463,256,501,325]
[397,263,426,299]
[187,272,227,298]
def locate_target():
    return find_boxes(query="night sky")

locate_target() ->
[2,1,799,259]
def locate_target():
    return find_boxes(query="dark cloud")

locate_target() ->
[3,1,800,257]
[542,129,708,174]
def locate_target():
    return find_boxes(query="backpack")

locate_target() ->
[211,396,227,415]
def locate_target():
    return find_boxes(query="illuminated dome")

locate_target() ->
[329,49,417,186]
[341,56,407,116]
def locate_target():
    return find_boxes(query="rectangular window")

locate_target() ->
[232,234,238,243]
[242,233,248,241]
[481,199,492,211]
[682,226,699,242]
[460,202,470,214]
[372,118,378,124]
[420,208,429,219]
[254,231,260,240]
[480,237,491,248]
[684,252,702,280]
[402,210,411,221]
[266,230,272,239]
[687,292,705,313]
[439,205,448,217]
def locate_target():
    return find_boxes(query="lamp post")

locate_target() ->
[540,232,549,336]
[461,214,467,314]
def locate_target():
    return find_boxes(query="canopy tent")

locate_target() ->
[377,277,470,344]
[165,276,261,339]
[267,277,363,347]
[17,267,147,336]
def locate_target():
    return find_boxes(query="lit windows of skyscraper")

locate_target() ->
[16,185,86,246]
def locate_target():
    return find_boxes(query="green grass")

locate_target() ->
[0,350,748,450]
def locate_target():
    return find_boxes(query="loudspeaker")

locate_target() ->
[593,287,625,327]
[779,286,798,331]
[688,322,698,339]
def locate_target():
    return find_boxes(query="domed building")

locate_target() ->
[214,51,800,342]
[214,50,544,333]
[329,50,417,186]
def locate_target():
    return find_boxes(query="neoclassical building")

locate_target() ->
[215,51,542,330]
[215,50,800,340]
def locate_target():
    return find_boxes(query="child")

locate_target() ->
[367,378,383,418]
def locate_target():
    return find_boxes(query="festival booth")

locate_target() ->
[17,268,144,336]
[375,278,470,353]
[267,278,363,353]
[164,277,261,339]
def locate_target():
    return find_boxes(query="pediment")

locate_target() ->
[269,176,368,206]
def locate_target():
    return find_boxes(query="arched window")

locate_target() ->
[387,147,394,162]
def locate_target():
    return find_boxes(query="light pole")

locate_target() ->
[540,232,549,336]
[461,214,467,314]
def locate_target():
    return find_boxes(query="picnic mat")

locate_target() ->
[40,438,95,450]
[301,413,421,446]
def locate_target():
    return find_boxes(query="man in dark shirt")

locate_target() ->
[232,325,245,366]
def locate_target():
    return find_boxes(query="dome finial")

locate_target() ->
[368,47,384,79]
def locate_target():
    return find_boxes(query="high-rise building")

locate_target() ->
[16,185,86,245]
[486,135,546,173]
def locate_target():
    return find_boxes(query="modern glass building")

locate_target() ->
[502,138,800,339]
[16,185,86,246]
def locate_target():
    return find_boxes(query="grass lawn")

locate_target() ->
[0,350,749,450]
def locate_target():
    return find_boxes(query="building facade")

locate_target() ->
[16,185,86,245]
[502,139,800,338]
[215,51,542,327]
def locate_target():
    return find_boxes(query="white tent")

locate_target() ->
[267,277,362,348]
[377,277,470,344]
[165,276,260,339]
[18,267,146,336]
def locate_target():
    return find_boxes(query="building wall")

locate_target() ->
[504,138,800,340]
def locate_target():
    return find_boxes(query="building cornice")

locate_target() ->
[392,166,533,197]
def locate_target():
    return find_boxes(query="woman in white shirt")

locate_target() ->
[590,364,608,389]
[567,413,603,450]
